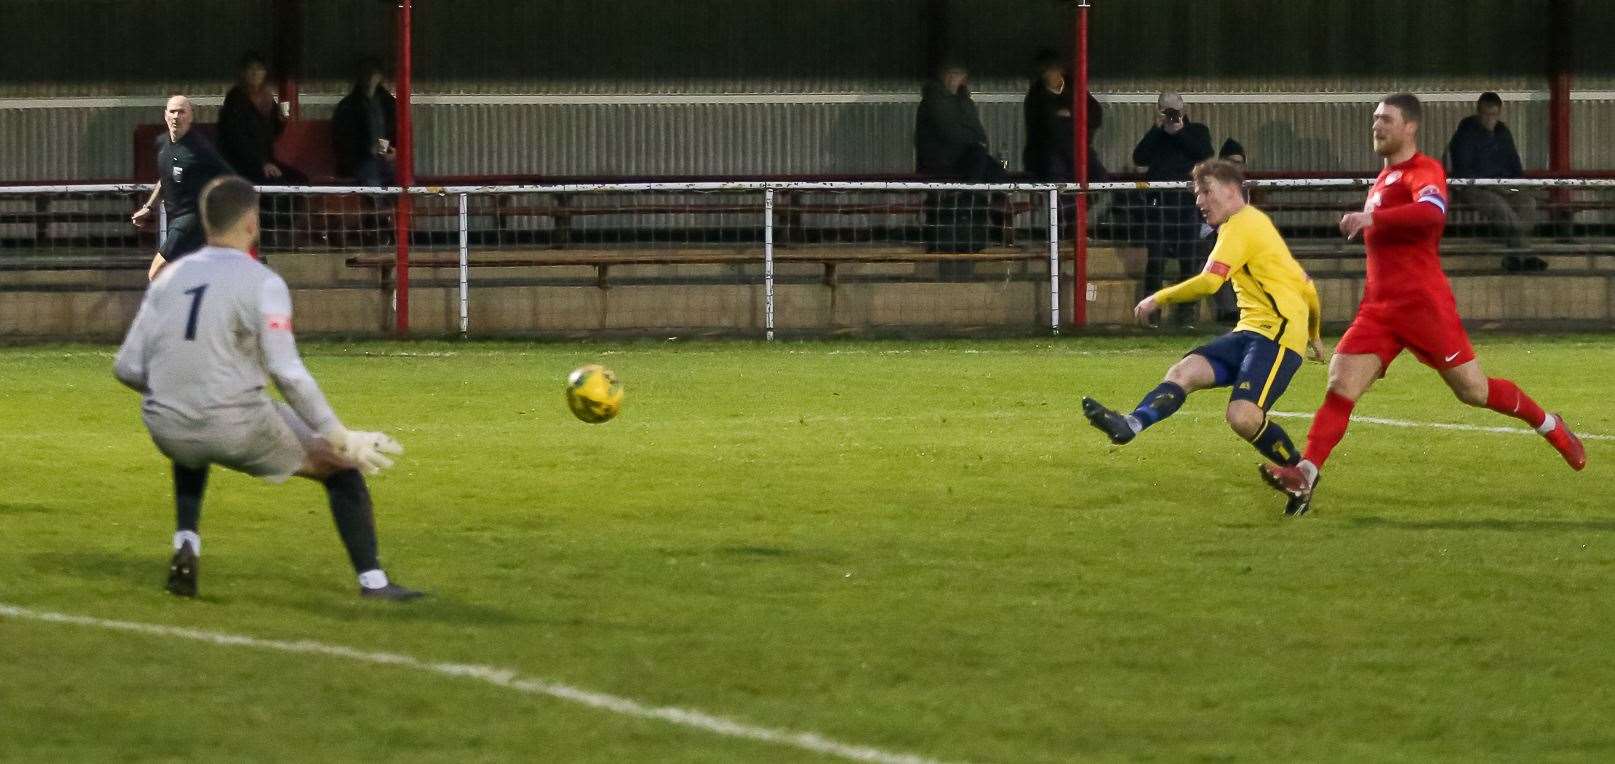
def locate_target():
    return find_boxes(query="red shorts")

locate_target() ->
[1337,302,1476,372]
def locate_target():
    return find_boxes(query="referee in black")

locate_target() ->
[131,95,233,280]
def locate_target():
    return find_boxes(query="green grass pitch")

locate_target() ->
[1,335,1612,761]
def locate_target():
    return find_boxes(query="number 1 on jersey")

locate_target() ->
[182,284,208,340]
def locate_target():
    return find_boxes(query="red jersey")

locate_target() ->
[1360,152,1452,307]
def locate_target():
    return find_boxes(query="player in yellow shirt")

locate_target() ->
[1083,159,1326,481]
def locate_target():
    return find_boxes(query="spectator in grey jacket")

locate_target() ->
[1447,92,1539,263]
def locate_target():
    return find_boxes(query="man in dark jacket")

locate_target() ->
[915,63,1005,263]
[218,51,304,185]
[915,63,1004,181]
[1448,91,1538,260]
[1022,53,1105,182]
[1132,92,1214,325]
[332,59,396,187]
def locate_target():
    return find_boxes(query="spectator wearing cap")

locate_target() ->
[1132,92,1214,325]
[1201,137,1248,323]
[1447,91,1541,268]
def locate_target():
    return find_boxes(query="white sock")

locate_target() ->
[173,531,201,556]
[1124,415,1143,435]
[1536,414,1557,435]
[1298,460,1319,484]
[358,569,389,590]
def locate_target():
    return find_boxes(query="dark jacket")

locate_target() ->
[332,85,393,176]
[217,85,285,182]
[1023,82,1104,181]
[915,80,989,176]
[1131,122,1214,181]
[1447,115,1524,178]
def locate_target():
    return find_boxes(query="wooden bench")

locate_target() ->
[402,193,1040,249]
[346,246,1044,290]
[0,255,149,272]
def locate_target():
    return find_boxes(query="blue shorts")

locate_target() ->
[1188,330,1303,410]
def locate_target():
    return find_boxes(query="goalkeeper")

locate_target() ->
[1082,159,1325,496]
[114,176,421,600]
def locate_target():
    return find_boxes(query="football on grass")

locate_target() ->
[565,364,623,423]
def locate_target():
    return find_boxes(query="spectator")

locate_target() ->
[1022,51,1105,182]
[217,51,304,185]
[1219,137,1246,167]
[1132,92,1214,325]
[333,58,397,186]
[1447,91,1540,267]
[130,95,233,281]
[915,61,1004,265]
[914,62,1004,182]
[1204,137,1248,323]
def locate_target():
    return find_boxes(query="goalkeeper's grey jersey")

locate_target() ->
[113,246,341,434]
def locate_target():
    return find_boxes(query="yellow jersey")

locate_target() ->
[1153,204,1319,354]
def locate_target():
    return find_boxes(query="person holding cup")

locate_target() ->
[218,51,305,185]
[333,58,398,187]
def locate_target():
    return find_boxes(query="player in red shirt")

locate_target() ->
[1260,93,1585,515]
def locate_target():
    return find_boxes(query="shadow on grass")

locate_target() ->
[0,502,53,515]
[27,552,530,626]
[31,550,154,586]
[269,598,532,627]
[1350,516,1615,532]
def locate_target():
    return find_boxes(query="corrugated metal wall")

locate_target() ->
[2,0,1610,181]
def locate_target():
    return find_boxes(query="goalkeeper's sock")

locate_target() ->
[1248,417,1302,466]
[1484,377,1549,430]
[1303,391,1355,468]
[173,463,208,537]
[1129,382,1187,431]
[172,530,201,556]
[324,469,381,573]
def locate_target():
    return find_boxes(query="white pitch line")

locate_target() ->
[1269,411,1615,442]
[0,603,948,764]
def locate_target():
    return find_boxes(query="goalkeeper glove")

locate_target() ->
[325,427,405,475]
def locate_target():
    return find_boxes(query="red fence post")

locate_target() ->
[1072,0,1091,328]
[393,0,415,335]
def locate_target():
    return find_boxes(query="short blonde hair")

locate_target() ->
[1191,159,1245,191]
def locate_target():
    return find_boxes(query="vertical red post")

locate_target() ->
[394,0,415,335]
[1071,0,1091,328]
[272,0,304,118]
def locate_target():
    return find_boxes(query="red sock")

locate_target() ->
[1303,391,1356,468]
[1485,378,1548,429]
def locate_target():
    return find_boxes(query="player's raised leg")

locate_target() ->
[1440,360,1586,470]
[166,462,208,597]
[1082,352,1216,445]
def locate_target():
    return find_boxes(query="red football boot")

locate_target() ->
[1544,414,1587,471]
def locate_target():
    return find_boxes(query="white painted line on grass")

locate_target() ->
[0,603,948,764]
[1270,411,1615,442]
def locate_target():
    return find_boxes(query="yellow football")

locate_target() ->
[565,364,623,424]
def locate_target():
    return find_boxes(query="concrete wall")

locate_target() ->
[4,250,1612,341]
